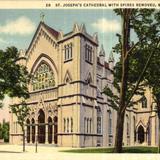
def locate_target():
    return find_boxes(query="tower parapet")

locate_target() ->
[99,44,105,65]
[108,49,115,70]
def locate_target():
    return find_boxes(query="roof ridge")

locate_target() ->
[42,22,59,39]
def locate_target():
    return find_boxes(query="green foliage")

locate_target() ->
[0,46,30,108]
[144,42,160,116]
[104,9,160,109]
[0,123,3,139]
[0,121,9,142]
[10,101,30,131]
[103,86,119,110]
[2,121,9,142]
[10,101,30,152]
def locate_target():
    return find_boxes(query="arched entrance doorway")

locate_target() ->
[31,118,35,143]
[48,117,53,144]
[138,125,145,144]
[26,119,30,143]
[38,109,45,143]
[54,116,58,144]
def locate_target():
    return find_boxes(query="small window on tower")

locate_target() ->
[85,44,92,64]
[142,96,147,108]
[64,43,73,62]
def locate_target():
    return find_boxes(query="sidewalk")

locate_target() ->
[0,144,159,160]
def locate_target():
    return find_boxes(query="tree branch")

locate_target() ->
[122,42,159,113]
[13,57,27,63]
[124,37,145,60]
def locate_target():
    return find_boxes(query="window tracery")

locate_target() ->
[32,63,55,91]
[142,96,147,108]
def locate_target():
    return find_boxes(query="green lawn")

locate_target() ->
[61,146,158,153]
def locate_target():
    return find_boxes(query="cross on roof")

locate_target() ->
[40,12,45,22]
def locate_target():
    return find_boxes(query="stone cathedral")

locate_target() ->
[10,22,159,147]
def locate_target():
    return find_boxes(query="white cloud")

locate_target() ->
[0,16,36,36]
[92,18,120,33]
[0,38,7,44]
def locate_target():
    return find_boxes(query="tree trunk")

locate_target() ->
[114,110,125,153]
[114,9,131,153]
[157,100,160,153]
[22,129,25,152]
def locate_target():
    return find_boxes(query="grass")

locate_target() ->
[61,146,159,153]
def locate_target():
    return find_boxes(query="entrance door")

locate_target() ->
[38,109,45,143]
[138,125,145,144]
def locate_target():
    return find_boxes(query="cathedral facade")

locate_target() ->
[9,22,158,147]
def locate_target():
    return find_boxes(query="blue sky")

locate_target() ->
[0,9,121,61]
[0,9,121,116]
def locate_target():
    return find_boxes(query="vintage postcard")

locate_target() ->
[0,1,160,160]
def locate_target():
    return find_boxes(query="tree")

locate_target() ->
[0,46,29,108]
[0,123,3,139]
[104,9,160,153]
[10,101,30,152]
[0,121,9,142]
[0,46,30,150]
[2,121,9,142]
[144,27,160,152]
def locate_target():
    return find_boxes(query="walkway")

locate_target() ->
[0,144,159,160]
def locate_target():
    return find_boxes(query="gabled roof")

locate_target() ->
[136,120,147,131]
[42,22,59,39]
[27,22,59,54]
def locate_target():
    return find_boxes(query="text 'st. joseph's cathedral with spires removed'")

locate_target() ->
[10,22,159,147]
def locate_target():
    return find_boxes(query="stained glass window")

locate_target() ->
[32,63,55,91]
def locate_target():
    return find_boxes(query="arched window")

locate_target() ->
[138,125,145,143]
[142,96,147,108]
[38,109,45,143]
[53,116,58,144]
[67,118,69,133]
[26,119,30,143]
[84,117,86,133]
[64,43,72,61]
[108,111,113,146]
[85,44,92,63]
[48,117,53,144]
[71,118,73,133]
[108,111,112,135]
[31,118,35,143]
[133,116,136,142]
[97,107,102,134]
[126,115,129,136]
[32,62,55,91]
[64,118,66,132]
[87,118,89,133]
[90,118,92,133]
